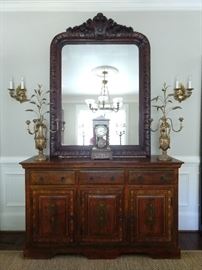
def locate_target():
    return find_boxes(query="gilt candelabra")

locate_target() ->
[150,82,192,161]
[25,84,49,161]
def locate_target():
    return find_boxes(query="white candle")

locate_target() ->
[20,77,24,89]
[188,78,192,89]
[9,79,14,89]
[175,79,179,89]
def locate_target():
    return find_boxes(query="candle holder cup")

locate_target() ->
[8,85,29,103]
[174,83,193,103]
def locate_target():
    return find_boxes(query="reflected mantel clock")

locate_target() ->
[91,116,112,159]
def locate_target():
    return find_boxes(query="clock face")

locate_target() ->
[95,125,108,137]
[91,118,112,159]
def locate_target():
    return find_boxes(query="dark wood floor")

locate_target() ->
[0,231,202,250]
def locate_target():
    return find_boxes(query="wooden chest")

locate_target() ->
[20,156,182,259]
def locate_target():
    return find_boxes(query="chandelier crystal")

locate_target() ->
[85,66,123,112]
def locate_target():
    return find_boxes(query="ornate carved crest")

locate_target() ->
[66,13,133,39]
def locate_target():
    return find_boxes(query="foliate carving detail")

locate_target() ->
[66,13,133,39]
[145,200,156,229]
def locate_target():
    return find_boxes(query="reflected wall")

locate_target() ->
[61,44,139,146]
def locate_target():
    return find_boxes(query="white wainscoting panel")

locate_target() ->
[0,156,200,230]
[5,173,25,207]
[176,156,200,230]
[0,157,27,230]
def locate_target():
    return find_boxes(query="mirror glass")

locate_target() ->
[61,44,139,146]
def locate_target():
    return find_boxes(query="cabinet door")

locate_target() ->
[80,188,124,243]
[129,188,173,243]
[31,188,74,244]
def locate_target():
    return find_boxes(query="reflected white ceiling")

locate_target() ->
[62,44,139,96]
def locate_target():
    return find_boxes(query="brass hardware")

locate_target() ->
[151,82,192,161]
[60,176,65,182]
[39,176,44,183]
[137,175,144,182]
[8,85,29,103]
[174,83,193,102]
[8,78,29,103]
[160,174,170,182]
[160,175,165,181]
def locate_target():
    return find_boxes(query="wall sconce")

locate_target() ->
[174,78,193,102]
[8,77,29,103]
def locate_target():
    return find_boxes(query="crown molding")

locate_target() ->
[0,1,201,12]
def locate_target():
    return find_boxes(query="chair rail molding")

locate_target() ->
[0,0,201,12]
[0,155,200,230]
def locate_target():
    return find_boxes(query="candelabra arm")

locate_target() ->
[50,119,60,133]
[150,118,160,132]
[26,120,35,135]
[167,117,184,133]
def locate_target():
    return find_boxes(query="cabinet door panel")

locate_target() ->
[130,188,173,243]
[31,188,74,244]
[80,188,124,243]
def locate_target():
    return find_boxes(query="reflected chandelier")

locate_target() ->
[85,66,123,112]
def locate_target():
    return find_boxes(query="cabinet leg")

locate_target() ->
[150,248,181,259]
[24,249,55,259]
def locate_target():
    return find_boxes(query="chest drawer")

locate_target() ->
[79,170,124,184]
[30,170,75,185]
[128,170,175,185]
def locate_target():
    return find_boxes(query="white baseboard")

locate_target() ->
[0,213,25,231]
[179,212,199,231]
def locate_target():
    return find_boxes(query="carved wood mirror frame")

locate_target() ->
[50,13,151,158]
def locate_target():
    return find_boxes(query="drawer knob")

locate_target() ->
[137,175,143,181]
[90,177,94,181]
[110,176,115,181]
[39,176,44,183]
[160,175,166,181]
[61,176,65,182]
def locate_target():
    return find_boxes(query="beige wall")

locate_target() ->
[0,11,201,157]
